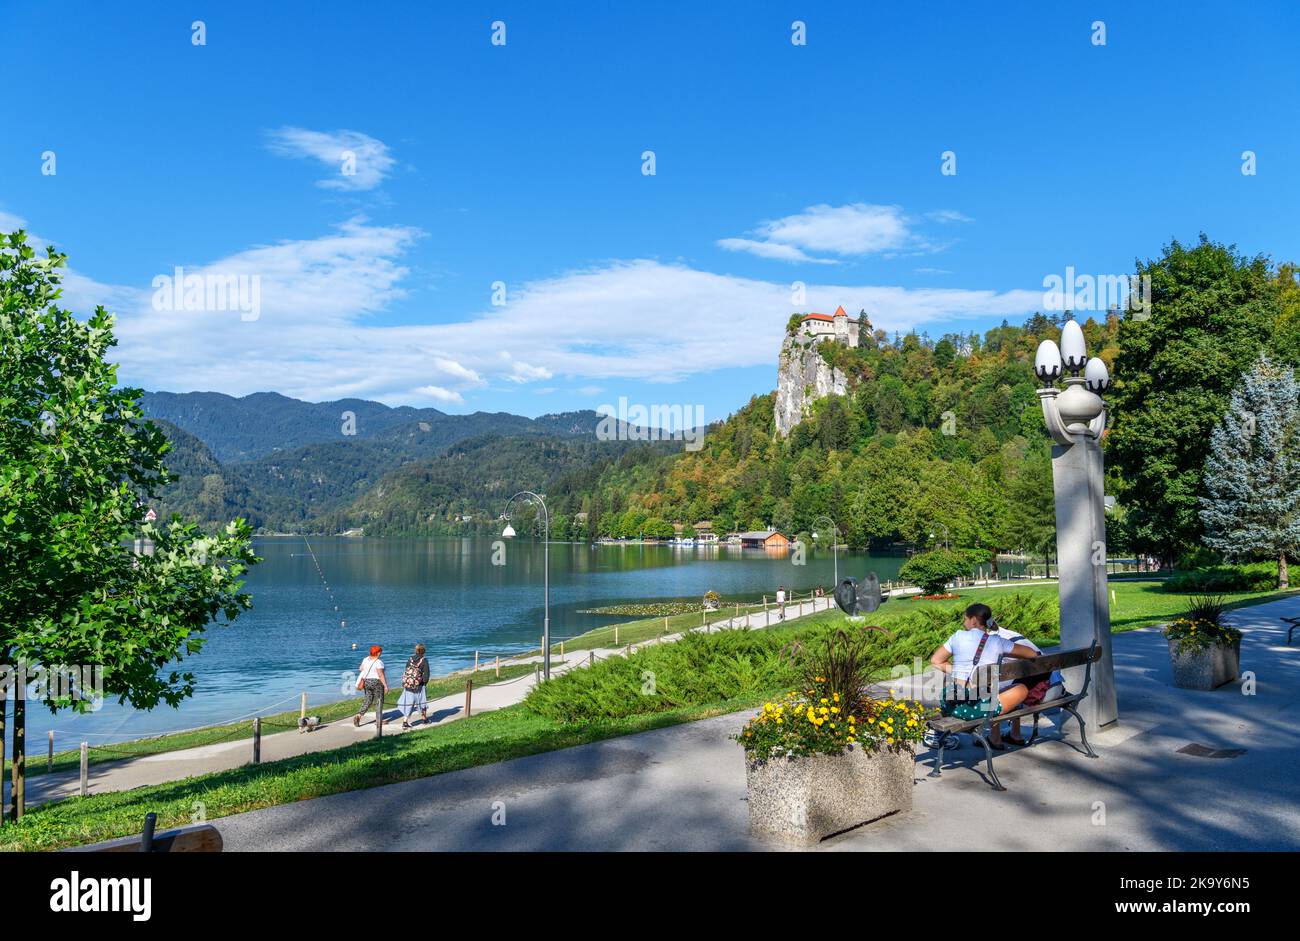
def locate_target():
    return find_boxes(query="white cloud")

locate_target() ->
[265,127,396,192]
[16,215,1042,407]
[719,203,973,263]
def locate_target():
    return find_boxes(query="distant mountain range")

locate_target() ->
[139,391,678,534]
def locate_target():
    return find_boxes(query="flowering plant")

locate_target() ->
[1164,617,1241,653]
[733,627,931,761]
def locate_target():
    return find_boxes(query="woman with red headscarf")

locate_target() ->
[353,645,389,727]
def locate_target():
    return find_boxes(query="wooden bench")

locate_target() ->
[1283,616,1300,646]
[65,815,223,853]
[926,642,1101,791]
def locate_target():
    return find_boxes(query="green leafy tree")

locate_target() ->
[1199,354,1300,587]
[0,231,258,820]
[898,549,975,596]
[1107,236,1279,562]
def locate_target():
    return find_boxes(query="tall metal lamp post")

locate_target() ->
[811,514,840,587]
[501,491,551,681]
[1034,314,1118,729]
[928,523,950,551]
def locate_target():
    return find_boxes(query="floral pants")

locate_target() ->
[357,678,384,718]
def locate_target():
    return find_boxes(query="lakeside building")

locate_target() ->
[737,529,790,549]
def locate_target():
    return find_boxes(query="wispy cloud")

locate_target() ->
[11,214,1041,408]
[719,203,970,263]
[264,127,396,192]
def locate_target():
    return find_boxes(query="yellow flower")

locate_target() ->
[833,693,840,702]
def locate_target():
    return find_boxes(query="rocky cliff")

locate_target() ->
[774,335,848,437]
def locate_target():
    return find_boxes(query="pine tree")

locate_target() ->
[1199,353,1300,587]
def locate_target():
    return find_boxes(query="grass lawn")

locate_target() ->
[29,661,541,779]
[0,694,782,852]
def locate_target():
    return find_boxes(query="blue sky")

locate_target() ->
[2,0,1298,423]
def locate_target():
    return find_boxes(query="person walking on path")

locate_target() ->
[353,645,389,728]
[776,585,787,621]
[398,643,431,730]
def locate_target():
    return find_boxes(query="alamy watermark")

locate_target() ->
[152,266,261,321]
[1,661,104,710]
[596,397,705,451]
[1042,266,1151,321]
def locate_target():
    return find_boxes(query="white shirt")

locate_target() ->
[776,590,786,604]
[359,656,384,680]
[942,629,1014,684]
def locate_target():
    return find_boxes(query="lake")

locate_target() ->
[19,537,1023,747]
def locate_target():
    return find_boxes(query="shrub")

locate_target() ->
[899,549,977,595]
[1162,563,1277,593]
[734,629,930,760]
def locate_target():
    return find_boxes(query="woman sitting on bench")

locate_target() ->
[930,603,1040,749]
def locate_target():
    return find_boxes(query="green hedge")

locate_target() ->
[1162,563,1278,593]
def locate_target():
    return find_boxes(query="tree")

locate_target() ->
[1198,354,1300,587]
[898,549,976,596]
[1107,236,1279,562]
[0,231,258,821]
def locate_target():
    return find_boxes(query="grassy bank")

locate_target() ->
[0,695,778,852]
[31,661,541,779]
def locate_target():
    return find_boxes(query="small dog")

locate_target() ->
[298,715,322,733]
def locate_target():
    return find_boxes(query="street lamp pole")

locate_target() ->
[929,523,950,551]
[812,514,840,587]
[501,491,551,681]
[1034,314,1118,729]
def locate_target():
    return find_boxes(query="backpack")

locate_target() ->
[402,656,425,692]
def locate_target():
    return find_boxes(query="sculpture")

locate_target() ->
[833,572,887,616]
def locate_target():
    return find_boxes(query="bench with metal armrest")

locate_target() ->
[1282,615,1300,646]
[926,641,1102,791]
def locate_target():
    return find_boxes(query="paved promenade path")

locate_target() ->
[209,593,1300,851]
[5,596,840,811]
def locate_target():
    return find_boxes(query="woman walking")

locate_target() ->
[353,645,389,728]
[398,643,431,730]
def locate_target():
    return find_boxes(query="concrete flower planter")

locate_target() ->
[1168,638,1240,691]
[744,746,914,845]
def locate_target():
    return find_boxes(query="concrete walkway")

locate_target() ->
[208,593,1300,851]
[5,596,838,810]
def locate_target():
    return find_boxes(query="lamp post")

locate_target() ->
[501,491,551,681]
[928,523,950,551]
[811,514,840,587]
[1034,314,1118,729]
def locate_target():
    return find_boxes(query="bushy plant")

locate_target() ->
[734,629,930,760]
[1163,617,1241,653]
[898,549,977,595]
[1162,563,1278,593]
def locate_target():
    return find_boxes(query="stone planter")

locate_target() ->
[1168,638,1240,691]
[744,746,913,845]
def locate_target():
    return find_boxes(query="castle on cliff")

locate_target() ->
[775,305,867,437]
[795,305,861,348]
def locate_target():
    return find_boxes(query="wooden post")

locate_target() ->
[79,742,88,797]
[495,655,500,678]
[589,652,594,667]
[375,697,383,737]
[560,641,564,657]
[10,696,23,821]
[300,692,307,721]
[252,718,261,764]
[48,730,54,773]
[475,650,480,672]
[465,679,473,718]
[664,617,668,635]
[615,624,619,645]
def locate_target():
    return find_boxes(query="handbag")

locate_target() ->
[356,656,378,691]
[941,631,1002,721]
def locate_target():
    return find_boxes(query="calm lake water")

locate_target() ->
[19,538,1024,747]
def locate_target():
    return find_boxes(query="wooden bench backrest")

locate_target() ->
[968,642,1100,688]
[67,823,223,853]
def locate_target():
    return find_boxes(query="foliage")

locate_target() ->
[1107,236,1295,562]
[898,549,977,595]
[735,628,929,760]
[0,230,258,715]
[1198,353,1300,587]
[1185,594,1228,626]
[1163,617,1241,654]
[1161,563,1280,593]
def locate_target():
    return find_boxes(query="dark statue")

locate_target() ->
[833,572,887,616]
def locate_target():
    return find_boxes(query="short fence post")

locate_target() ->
[664,617,669,635]
[495,655,501,678]
[465,679,473,718]
[252,717,261,764]
[300,692,307,722]
[615,624,619,645]
[589,652,595,667]
[79,743,88,797]
[375,697,382,737]
[48,730,54,773]
[475,650,480,672]
[560,640,565,657]
[141,812,157,853]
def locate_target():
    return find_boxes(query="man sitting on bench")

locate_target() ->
[929,603,1040,749]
